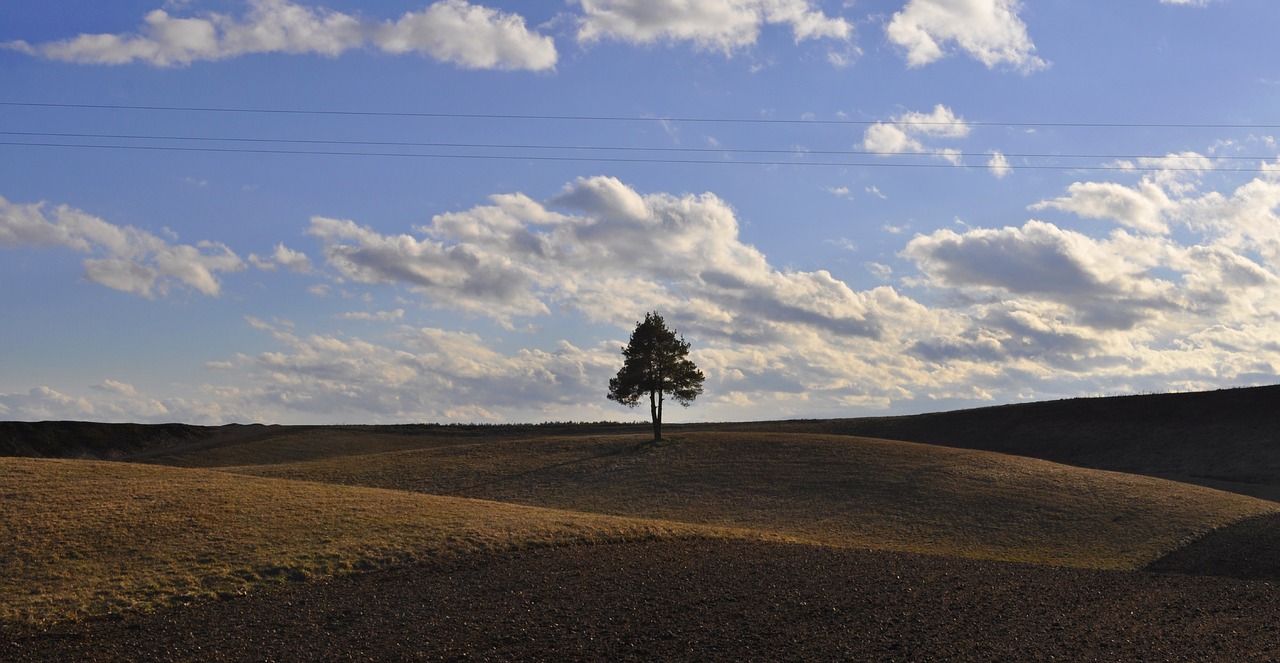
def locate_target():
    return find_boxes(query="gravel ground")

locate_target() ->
[4,539,1279,662]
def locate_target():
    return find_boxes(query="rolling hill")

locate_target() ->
[4,384,1280,632]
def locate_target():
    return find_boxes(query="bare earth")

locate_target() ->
[5,539,1278,662]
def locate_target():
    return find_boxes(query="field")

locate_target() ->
[3,386,1280,660]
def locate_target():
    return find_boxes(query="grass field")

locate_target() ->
[0,457,768,625]
[223,432,1276,569]
[4,387,1280,628]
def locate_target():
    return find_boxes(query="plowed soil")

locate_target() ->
[5,540,1278,662]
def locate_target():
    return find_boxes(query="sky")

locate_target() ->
[2,0,1280,425]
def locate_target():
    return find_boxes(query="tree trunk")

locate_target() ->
[649,389,661,441]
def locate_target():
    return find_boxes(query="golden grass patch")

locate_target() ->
[0,457,766,626]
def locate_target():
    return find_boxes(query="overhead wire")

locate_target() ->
[3,140,1272,172]
[1,130,1274,162]
[2,101,1277,172]
[3,100,1280,130]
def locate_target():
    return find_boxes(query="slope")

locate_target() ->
[777,385,1280,495]
[0,456,759,626]
[224,431,1278,571]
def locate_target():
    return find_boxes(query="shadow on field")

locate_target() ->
[1147,512,1280,581]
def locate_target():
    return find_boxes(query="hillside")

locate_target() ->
[0,456,756,625]
[6,385,1278,498]
[794,385,1280,497]
[0,421,216,459]
[224,431,1278,570]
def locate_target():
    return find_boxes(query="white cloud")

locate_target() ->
[0,382,232,424]
[271,242,314,272]
[0,196,244,298]
[573,0,852,53]
[988,151,1011,178]
[862,104,972,165]
[16,162,1280,425]
[895,152,1280,394]
[5,0,556,71]
[885,0,1046,72]
[1032,180,1175,234]
[338,309,406,322]
[374,0,556,71]
[903,221,1180,330]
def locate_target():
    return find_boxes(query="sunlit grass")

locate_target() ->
[0,457,771,626]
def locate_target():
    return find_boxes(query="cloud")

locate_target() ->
[1031,180,1175,234]
[254,242,314,272]
[308,175,921,343]
[573,0,852,53]
[5,0,556,71]
[209,319,627,422]
[885,0,1046,72]
[988,151,1011,178]
[0,382,231,424]
[0,196,244,297]
[307,214,550,320]
[338,309,406,322]
[862,104,972,164]
[373,0,556,70]
[895,151,1280,391]
[903,221,1179,330]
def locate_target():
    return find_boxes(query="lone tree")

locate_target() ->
[607,312,705,442]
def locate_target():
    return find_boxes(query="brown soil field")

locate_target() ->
[5,539,1279,662]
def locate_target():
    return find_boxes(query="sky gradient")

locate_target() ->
[3,0,1280,424]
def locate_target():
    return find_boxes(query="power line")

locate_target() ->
[1,130,1272,162]
[3,140,1272,172]
[3,101,1278,130]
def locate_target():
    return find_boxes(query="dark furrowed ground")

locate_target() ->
[5,539,1278,662]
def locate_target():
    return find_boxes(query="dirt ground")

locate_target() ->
[5,539,1278,662]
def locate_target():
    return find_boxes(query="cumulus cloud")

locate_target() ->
[308,175,921,343]
[1031,180,1175,234]
[4,0,556,71]
[16,162,1280,425]
[338,309,406,321]
[206,318,627,422]
[988,151,1011,178]
[885,0,1046,72]
[897,152,1280,392]
[862,104,973,165]
[573,0,852,53]
[904,221,1179,330]
[0,381,231,424]
[0,196,244,297]
[250,242,314,273]
[373,0,556,70]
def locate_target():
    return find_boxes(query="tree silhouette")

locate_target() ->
[607,312,705,442]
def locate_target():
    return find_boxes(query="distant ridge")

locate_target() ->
[0,421,214,459]
[795,384,1280,496]
[3,385,1278,494]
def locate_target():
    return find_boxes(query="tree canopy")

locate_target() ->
[607,312,705,441]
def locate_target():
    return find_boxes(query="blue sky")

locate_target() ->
[3,0,1279,424]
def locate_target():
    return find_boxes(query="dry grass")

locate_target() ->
[0,457,770,626]
[226,432,1279,570]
